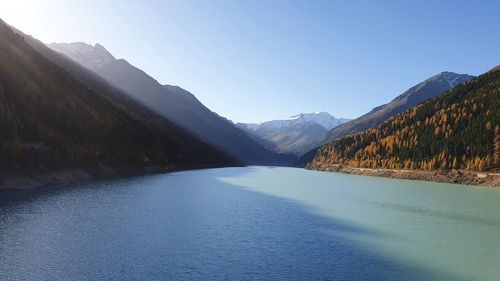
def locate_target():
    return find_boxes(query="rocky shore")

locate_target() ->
[306,163,500,187]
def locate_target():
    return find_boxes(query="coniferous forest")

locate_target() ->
[308,69,500,172]
[0,20,235,170]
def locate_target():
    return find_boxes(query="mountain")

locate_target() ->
[48,42,294,165]
[488,65,500,73]
[237,112,349,155]
[320,72,475,144]
[307,68,500,172]
[0,19,235,170]
[240,112,349,132]
[47,42,115,69]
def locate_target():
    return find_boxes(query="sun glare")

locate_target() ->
[0,1,44,37]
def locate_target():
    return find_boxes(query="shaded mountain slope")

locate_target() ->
[49,42,295,165]
[240,123,327,156]
[0,19,235,170]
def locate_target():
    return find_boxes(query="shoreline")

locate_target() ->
[0,163,240,192]
[306,163,500,187]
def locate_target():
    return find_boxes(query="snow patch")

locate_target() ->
[240,112,350,131]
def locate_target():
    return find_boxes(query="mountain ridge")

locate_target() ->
[237,112,349,155]
[0,19,236,172]
[307,69,500,179]
[49,42,295,165]
[319,71,475,145]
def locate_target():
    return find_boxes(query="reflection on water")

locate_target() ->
[1,166,499,280]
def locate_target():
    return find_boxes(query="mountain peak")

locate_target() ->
[237,112,350,155]
[323,71,475,143]
[438,71,456,75]
[240,112,349,131]
[292,111,330,117]
[48,42,115,69]
[429,71,474,88]
[289,112,335,121]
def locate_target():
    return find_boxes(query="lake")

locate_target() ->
[1,166,499,280]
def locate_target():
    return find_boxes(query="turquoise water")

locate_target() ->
[1,166,499,280]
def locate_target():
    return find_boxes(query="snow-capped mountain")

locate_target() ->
[237,112,349,155]
[429,71,473,88]
[288,112,350,130]
[240,112,349,132]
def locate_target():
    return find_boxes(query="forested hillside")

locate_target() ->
[0,19,235,169]
[48,42,295,166]
[320,72,474,144]
[308,68,500,172]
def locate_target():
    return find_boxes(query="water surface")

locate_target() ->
[1,167,499,280]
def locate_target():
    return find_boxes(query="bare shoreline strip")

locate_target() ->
[0,163,238,192]
[306,163,500,187]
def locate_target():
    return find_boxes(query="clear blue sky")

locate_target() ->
[1,0,499,123]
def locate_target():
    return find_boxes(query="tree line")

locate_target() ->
[311,69,500,172]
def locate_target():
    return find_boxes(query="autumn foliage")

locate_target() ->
[311,69,500,172]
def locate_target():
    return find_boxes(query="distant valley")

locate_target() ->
[0,17,498,189]
[237,112,349,155]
